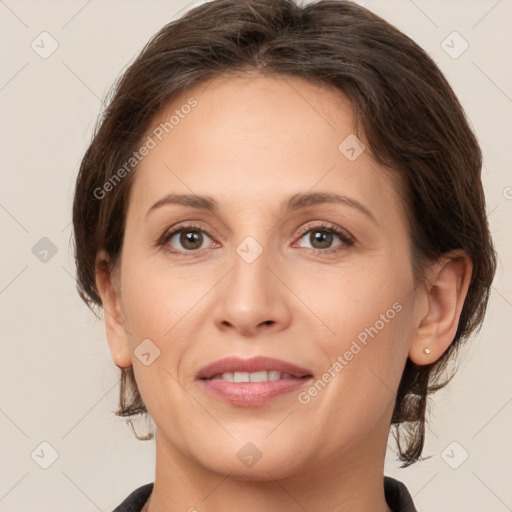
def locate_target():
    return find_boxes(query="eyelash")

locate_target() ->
[157,222,355,255]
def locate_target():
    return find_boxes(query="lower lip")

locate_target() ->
[199,378,311,407]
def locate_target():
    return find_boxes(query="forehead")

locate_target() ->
[135,75,348,179]
[154,73,355,151]
[126,73,404,225]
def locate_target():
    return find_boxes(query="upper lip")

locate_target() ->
[196,356,313,380]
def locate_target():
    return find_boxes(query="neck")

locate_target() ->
[146,429,393,512]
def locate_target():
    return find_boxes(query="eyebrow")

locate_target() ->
[146,191,377,224]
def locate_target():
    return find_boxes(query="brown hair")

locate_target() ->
[72,0,497,466]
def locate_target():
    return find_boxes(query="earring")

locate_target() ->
[423,348,431,356]
[115,352,131,369]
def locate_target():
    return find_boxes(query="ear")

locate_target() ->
[409,250,473,365]
[95,249,132,369]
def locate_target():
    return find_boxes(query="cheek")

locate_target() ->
[300,260,415,406]
[299,258,413,350]
[292,301,415,465]
[303,303,414,435]
[119,253,188,337]
[319,300,412,395]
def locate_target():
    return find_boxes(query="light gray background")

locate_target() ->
[1,0,511,511]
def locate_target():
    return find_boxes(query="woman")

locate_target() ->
[72,1,497,510]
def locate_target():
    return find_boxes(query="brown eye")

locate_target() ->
[177,229,204,250]
[308,230,335,249]
[162,224,214,252]
[296,224,354,252]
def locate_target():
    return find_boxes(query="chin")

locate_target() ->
[194,441,306,481]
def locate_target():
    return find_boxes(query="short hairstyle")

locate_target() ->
[72,0,497,466]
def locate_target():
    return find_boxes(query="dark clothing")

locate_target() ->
[112,483,153,512]
[383,476,418,511]
[113,476,417,511]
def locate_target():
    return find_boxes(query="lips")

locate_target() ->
[196,356,313,407]
[196,356,312,380]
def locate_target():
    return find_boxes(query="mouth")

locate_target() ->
[196,355,312,380]
[208,370,305,382]
[196,356,313,407]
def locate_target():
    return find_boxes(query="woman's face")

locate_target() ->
[108,74,425,479]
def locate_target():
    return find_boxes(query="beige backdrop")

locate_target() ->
[1,0,511,511]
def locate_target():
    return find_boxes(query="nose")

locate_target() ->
[212,240,292,338]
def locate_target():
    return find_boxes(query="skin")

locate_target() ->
[96,74,472,512]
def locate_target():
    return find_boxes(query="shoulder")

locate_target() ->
[384,476,418,512]
[112,483,154,512]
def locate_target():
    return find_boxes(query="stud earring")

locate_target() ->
[115,352,131,369]
[423,348,431,356]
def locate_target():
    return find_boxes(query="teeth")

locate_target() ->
[234,372,250,383]
[249,371,267,382]
[268,371,281,381]
[210,371,296,382]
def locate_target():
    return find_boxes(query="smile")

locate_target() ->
[209,371,297,382]
[197,356,313,407]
